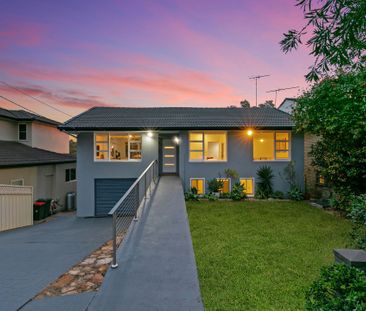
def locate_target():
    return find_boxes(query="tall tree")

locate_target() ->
[293,70,366,196]
[240,99,250,108]
[280,0,366,81]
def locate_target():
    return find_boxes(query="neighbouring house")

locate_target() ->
[278,98,327,198]
[59,107,304,217]
[0,108,76,208]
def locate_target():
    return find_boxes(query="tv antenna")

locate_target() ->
[266,86,299,106]
[249,74,270,107]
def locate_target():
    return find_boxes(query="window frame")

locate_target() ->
[189,131,228,163]
[189,178,205,195]
[65,168,76,182]
[10,178,24,186]
[252,130,291,162]
[239,177,255,197]
[216,178,231,193]
[94,132,142,162]
[18,123,27,141]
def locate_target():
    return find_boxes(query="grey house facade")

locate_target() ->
[60,107,304,217]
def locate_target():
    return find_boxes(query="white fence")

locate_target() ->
[0,184,33,232]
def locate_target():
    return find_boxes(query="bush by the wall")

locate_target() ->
[255,166,274,199]
[230,182,246,201]
[348,194,366,249]
[305,264,366,310]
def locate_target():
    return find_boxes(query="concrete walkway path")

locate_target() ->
[0,213,111,311]
[88,176,203,311]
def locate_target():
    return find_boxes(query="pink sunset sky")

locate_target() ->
[0,0,313,122]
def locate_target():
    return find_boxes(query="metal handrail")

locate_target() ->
[109,160,159,268]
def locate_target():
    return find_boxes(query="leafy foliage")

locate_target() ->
[348,194,366,249]
[203,193,218,201]
[184,188,199,201]
[255,166,274,199]
[240,99,250,108]
[224,168,239,181]
[293,70,366,198]
[207,178,224,193]
[272,190,285,199]
[306,264,366,310]
[288,185,304,201]
[230,182,247,201]
[282,161,304,200]
[280,0,366,81]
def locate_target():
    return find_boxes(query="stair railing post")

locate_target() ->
[111,213,118,268]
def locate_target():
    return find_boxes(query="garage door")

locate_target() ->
[95,178,136,217]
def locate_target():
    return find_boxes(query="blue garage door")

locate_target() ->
[95,178,136,217]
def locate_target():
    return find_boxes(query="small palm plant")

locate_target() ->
[256,165,274,199]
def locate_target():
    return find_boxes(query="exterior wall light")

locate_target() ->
[174,136,180,144]
[247,129,253,136]
[147,131,153,138]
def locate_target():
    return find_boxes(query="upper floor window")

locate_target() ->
[65,168,76,182]
[253,131,290,161]
[18,124,27,141]
[189,131,227,162]
[95,133,142,161]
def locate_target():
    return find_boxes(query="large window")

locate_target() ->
[189,131,227,161]
[95,133,142,161]
[18,124,27,140]
[240,178,254,196]
[190,178,205,195]
[253,131,290,161]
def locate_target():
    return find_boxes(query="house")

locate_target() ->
[59,107,304,217]
[0,108,76,208]
[278,98,325,198]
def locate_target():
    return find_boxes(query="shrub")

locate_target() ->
[348,194,366,249]
[256,166,274,199]
[230,182,246,201]
[282,161,304,200]
[288,185,304,201]
[184,188,199,201]
[272,191,285,199]
[203,193,218,201]
[224,168,239,181]
[305,264,366,310]
[208,178,223,193]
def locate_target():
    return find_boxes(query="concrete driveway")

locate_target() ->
[0,213,111,311]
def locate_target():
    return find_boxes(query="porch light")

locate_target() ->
[260,138,264,143]
[247,129,253,136]
[173,136,180,144]
[147,131,153,138]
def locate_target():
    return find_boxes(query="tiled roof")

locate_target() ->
[59,107,293,131]
[0,108,60,126]
[0,141,75,168]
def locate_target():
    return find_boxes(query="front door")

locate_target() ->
[162,138,177,174]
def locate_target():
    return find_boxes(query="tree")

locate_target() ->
[293,70,366,196]
[240,99,250,108]
[280,0,366,81]
[258,100,275,108]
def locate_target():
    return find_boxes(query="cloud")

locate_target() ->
[0,21,44,49]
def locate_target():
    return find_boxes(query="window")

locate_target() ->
[95,133,142,161]
[217,178,230,193]
[189,131,227,161]
[18,124,27,140]
[317,173,327,186]
[10,179,24,186]
[190,178,205,195]
[240,178,254,196]
[253,131,290,161]
[65,168,76,182]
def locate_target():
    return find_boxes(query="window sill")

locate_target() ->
[252,160,291,162]
[94,159,142,163]
[188,160,228,163]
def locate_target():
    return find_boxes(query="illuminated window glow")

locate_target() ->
[190,178,205,194]
[253,131,290,161]
[95,133,142,161]
[189,131,227,161]
[240,178,254,196]
[217,178,230,193]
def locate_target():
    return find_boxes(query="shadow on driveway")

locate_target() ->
[0,213,111,311]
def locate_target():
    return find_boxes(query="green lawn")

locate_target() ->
[187,201,352,311]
